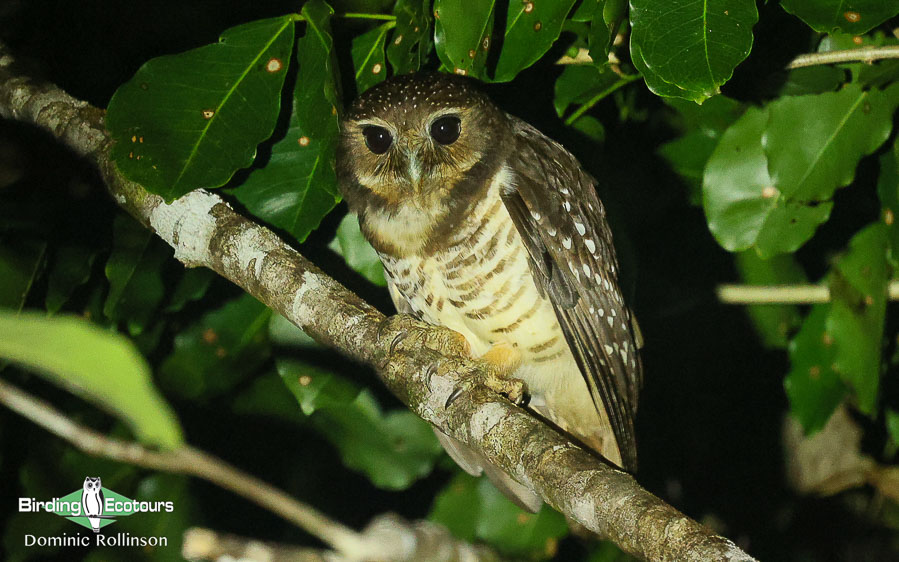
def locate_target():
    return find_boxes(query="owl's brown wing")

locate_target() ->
[501,116,642,471]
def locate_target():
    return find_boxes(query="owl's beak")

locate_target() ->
[400,143,424,192]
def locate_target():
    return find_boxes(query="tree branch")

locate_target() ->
[786,45,899,69]
[0,42,756,561]
[717,281,899,305]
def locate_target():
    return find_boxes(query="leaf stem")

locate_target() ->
[564,74,640,126]
[787,45,899,69]
[335,12,396,21]
[717,280,899,304]
[291,12,396,23]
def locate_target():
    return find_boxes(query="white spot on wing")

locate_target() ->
[575,222,586,236]
[562,237,572,249]
[585,239,596,254]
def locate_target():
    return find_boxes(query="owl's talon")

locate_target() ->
[445,385,467,409]
[390,331,408,356]
[424,364,438,392]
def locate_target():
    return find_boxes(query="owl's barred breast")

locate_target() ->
[377,167,622,465]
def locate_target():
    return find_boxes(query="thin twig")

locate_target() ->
[787,45,899,69]
[717,280,899,305]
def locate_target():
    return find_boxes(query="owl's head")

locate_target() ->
[83,477,101,491]
[337,73,511,213]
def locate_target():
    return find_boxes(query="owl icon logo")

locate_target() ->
[81,476,104,532]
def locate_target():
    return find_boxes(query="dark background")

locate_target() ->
[1,1,897,560]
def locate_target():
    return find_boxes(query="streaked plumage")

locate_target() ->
[336,73,642,510]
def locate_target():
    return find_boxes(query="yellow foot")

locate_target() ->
[446,341,527,407]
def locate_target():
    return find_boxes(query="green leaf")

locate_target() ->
[571,114,605,141]
[429,473,569,555]
[387,0,433,74]
[0,238,45,312]
[764,84,899,202]
[45,245,97,314]
[704,83,899,256]
[780,0,899,35]
[351,23,391,94]
[587,0,612,64]
[826,223,889,415]
[703,107,832,256]
[571,0,600,22]
[776,66,845,97]
[229,4,341,244]
[554,64,621,117]
[329,213,387,286]
[876,139,899,265]
[229,98,340,244]
[735,251,806,349]
[0,311,183,449]
[103,214,170,335]
[159,293,272,399]
[279,359,442,489]
[785,305,846,435]
[434,0,495,80]
[107,16,295,201]
[630,0,758,102]
[492,0,577,82]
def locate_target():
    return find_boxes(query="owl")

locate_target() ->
[336,73,642,511]
[81,476,104,532]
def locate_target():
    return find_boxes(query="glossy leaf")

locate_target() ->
[493,0,577,82]
[571,0,600,21]
[103,214,170,335]
[351,23,391,94]
[0,311,183,449]
[877,140,899,265]
[429,473,569,555]
[780,0,899,35]
[230,3,341,244]
[826,223,889,415]
[764,84,899,202]
[159,293,272,399]
[107,16,295,201]
[630,0,758,102]
[784,305,846,435]
[554,64,621,117]
[703,107,832,256]
[329,213,387,287]
[388,0,433,74]
[434,0,495,79]
[735,251,806,349]
[279,359,443,489]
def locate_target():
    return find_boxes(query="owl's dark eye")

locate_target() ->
[430,116,461,145]
[362,126,393,154]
